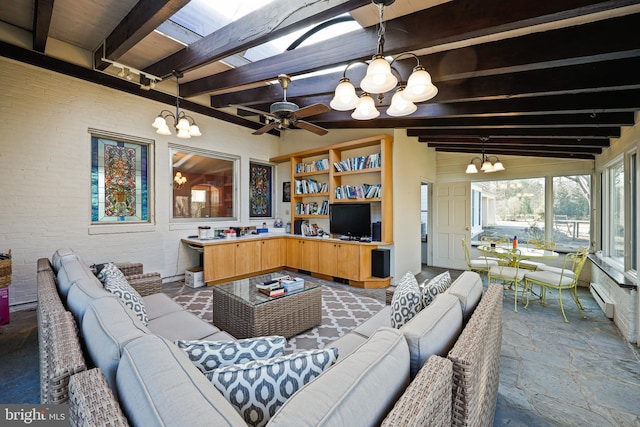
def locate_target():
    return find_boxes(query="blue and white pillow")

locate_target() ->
[175,336,286,373]
[97,262,148,325]
[390,272,422,329]
[206,347,339,427]
[420,271,452,308]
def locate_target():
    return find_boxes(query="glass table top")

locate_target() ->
[212,271,319,307]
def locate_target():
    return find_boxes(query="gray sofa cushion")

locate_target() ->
[142,292,185,321]
[116,335,246,427]
[146,310,220,342]
[402,293,462,379]
[268,327,410,427]
[51,248,78,273]
[82,297,150,394]
[56,260,95,298]
[66,276,114,323]
[446,270,483,321]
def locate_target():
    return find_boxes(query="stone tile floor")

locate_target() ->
[1,267,639,426]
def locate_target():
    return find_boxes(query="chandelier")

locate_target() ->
[173,172,187,189]
[330,0,438,120]
[152,71,201,139]
[465,153,505,174]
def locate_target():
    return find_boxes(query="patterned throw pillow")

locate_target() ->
[390,272,422,329]
[420,271,452,308]
[175,336,286,373]
[97,262,148,325]
[205,347,339,427]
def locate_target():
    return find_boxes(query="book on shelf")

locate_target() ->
[333,152,381,172]
[335,183,381,199]
[295,200,329,215]
[258,286,285,297]
[294,178,329,195]
[296,158,329,174]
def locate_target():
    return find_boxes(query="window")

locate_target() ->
[171,146,238,221]
[471,176,592,251]
[552,175,591,251]
[90,130,152,224]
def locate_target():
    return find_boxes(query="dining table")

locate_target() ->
[477,244,559,267]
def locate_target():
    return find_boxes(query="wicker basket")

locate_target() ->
[0,249,11,288]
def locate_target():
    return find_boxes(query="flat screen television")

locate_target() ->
[329,203,371,239]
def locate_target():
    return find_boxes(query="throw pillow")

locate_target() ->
[205,347,339,427]
[97,262,148,325]
[390,272,422,329]
[420,271,452,308]
[175,336,286,373]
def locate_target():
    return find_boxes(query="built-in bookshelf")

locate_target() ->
[271,135,393,243]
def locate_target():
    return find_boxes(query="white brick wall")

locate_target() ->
[590,264,635,341]
[0,57,281,307]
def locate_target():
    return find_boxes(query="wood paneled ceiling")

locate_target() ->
[2,0,640,159]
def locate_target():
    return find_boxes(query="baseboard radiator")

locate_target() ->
[590,282,615,319]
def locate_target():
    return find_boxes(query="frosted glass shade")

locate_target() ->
[403,66,438,102]
[360,56,397,94]
[465,163,479,174]
[492,160,505,171]
[176,117,191,131]
[189,124,202,137]
[481,160,495,172]
[156,125,171,136]
[330,79,359,111]
[351,94,380,120]
[177,128,191,139]
[387,88,417,116]
[152,115,167,129]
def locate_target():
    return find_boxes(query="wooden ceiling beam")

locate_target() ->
[425,142,602,155]
[210,12,640,107]
[185,0,630,96]
[416,137,610,147]
[406,127,619,138]
[143,0,371,78]
[93,0,191,71]
[434,147,596,160]
[33,0,55,53]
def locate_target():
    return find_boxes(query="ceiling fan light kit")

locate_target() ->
[232,74,330,136]
[330,0,438,120]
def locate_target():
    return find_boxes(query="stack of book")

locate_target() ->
[256,277,287,297]
[281,277,305,293]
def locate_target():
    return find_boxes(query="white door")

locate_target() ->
[432,182,470,269]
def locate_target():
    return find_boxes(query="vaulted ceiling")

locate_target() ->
[2,0,640,160]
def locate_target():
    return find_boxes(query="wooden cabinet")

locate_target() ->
[271,135,394,244]
[234,241,261,276]
[287,238,318,272]
[203,243,236,282]
[260,238,282,270]
[318,241,360,280]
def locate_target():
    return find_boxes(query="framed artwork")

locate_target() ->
[91,131,152,223]
[283,181,291,202]
[249,162,273,217]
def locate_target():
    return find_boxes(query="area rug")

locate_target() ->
[172,286,385,352]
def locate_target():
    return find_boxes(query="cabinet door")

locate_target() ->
[318,241,337,277]
[300,240,319,272]
[235,241,261,276]
[287,239,301,269]
[261,238,282,270]
[336,243,360,280]
[204,244,235,282]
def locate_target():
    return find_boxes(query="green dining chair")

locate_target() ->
[462,238,497,278]
[487,248,526,312]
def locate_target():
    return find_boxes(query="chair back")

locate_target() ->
[557,249,589,283]
[529,239,556,251]
[461,239,472,267]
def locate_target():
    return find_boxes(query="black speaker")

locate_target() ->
[294,219,305,235]
[372,221,382,242]
[371,248,390,278]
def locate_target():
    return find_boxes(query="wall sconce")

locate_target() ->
[465,154,505,174]
[173,172,187,189]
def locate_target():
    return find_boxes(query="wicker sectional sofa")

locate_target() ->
[37,248,502,427]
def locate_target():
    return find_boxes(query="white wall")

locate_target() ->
[0,57,280,307]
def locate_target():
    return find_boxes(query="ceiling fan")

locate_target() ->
[232,74,329,136]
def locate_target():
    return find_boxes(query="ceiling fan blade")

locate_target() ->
[293,103,330,119]
[231,104,274,118]
[252,122,279,135]
[295,120,328,136]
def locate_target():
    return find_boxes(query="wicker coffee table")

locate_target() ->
[211,273,322,339]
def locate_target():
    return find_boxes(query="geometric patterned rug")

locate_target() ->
[172,285,385,352]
